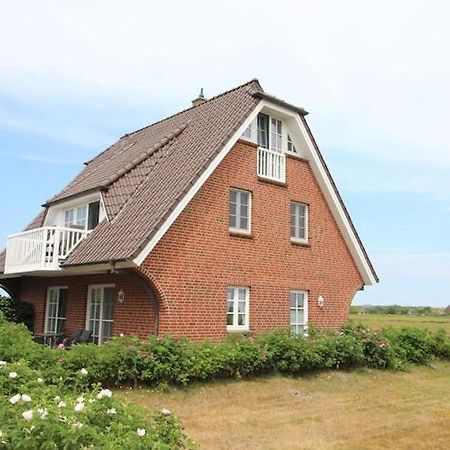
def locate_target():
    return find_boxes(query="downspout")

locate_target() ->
[116,269,159,336]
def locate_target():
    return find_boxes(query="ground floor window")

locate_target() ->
[290,290,308,335]
[86,285,114,345]
[227,286,249,331]
[45,287,68,334]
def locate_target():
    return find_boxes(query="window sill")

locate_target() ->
[291,239,310,248]
[257,176,287,187]
[229,229,253,239]
[227,327,250,333]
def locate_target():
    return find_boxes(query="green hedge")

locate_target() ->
[1,315,449,448]
[2,317,448,390]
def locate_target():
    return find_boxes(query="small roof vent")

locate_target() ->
[192,88,206,107]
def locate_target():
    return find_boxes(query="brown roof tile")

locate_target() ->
[63,79,262,265]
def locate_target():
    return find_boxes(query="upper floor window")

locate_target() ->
[64,201,100,230]
[227,286,249,331]
[45,287,68,334]
[287,134,297,153]
[242,123,252,139]
[290,290,308,335]
[270,118,283,152]
[291,202,308,243]
[257,113,269,149]
[229,189,251,234]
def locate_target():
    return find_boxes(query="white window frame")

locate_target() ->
[226,286,250,331]
[229,188,252,235]
[291,201,308,244]
[290,290,308,335]
[287,134,298,154]
[270,117,283,152]
[44,286,68,334]
[64,204,88,230]
[85,284,115,345]
[242,122,253,140]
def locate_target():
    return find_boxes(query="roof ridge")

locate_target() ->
[101,123,188,188]
[120,78,263,140]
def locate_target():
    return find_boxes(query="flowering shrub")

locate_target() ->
[0,318,194,448]
[0,360,194,449]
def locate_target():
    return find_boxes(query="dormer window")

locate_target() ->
[270,118,283,152]
[257,113,269,148]
[64,201,100,230]
[287,134,297,153]
[242,123,252,139]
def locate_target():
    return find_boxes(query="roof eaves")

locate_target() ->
[251,91,309,116]
[43,187,104,208]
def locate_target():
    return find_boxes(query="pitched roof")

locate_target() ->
[0,79,378,284]
[58,79,262,265]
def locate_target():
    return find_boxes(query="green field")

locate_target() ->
[124,362,450,449]
[349,313,450,332]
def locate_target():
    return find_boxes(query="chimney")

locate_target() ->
[192,88,206,107]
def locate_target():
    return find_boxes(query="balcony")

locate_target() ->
[257,147,286,183]
[4,226,90,274]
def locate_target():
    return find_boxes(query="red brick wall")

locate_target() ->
[3,140,364,342]
[12,273,155,339]
[139,140,364,340]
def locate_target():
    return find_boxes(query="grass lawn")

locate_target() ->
[349,313,450,333]
[121,362,450,450]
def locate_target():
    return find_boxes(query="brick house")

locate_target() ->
[0,80,378,343]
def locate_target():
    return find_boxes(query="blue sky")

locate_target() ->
[1,0,449,306]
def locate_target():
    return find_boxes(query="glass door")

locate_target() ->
[87,286,114,344]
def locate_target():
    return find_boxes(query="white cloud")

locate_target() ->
[0,107,112,149]
[0,0,449,187]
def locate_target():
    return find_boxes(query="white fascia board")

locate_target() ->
[133,101,265,266]
[133,98,376,285]
[293,123,376,286]
[257,99,376,285]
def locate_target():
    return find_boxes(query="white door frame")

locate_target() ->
[85,284,115,344]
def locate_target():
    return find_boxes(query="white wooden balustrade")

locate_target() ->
[257,147,286,183]
[4,226,90,274]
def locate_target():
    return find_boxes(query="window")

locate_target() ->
[64,201,101,230]
[270,118,283,152]
[229,189,251,234]
[242,123,252,140]
[287,134,297,153]
[45,287,68,334]
[290,290,308,335]
[227,286,249,331]
[257,113,269,148]
[291,202,308,243]
[86,285,114,345]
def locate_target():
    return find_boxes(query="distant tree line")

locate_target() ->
[350,304,450,316]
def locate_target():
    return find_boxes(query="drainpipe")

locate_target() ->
[115,269,159,336]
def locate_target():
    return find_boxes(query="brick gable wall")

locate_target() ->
[139,140,363,340]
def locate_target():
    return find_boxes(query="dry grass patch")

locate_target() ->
[121,362,450,450]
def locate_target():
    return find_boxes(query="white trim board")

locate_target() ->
[133,99,377,285]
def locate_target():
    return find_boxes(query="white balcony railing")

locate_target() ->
[257,147,286,183]
[4,226,90,274]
